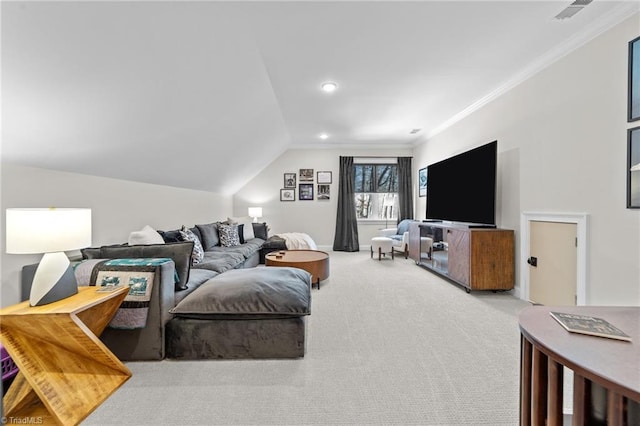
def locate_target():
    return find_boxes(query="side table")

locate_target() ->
[1,286,131,425]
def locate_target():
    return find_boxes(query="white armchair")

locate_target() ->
[378,219,414,259]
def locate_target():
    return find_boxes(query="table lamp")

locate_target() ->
[248,207,263,223]
[6,208,92,306]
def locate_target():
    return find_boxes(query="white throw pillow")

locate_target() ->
[227,216,255,241]
[128,225,165,245]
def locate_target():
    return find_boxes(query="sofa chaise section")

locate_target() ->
[167,267,312,359]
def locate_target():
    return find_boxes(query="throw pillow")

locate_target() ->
[218,224,240,247]
[195,222,219,250]
[227,216,255,241]
[128,225,165,245]
[158,229,183,243]
[180,226,205,265]
[252,222,268,240]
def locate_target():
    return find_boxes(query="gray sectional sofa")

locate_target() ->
[78,221,312,361]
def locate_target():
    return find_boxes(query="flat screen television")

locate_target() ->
[425,140,497,226]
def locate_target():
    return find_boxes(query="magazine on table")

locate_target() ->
[550,311,632,342]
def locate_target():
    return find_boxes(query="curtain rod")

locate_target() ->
[351,156,412,158]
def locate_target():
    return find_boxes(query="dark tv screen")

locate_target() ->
[426,141,497,225]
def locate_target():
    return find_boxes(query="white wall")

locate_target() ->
[233,147,412,248]
[413,14,640,305]
[1,163,232,306]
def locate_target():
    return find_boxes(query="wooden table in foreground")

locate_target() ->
[1,286,131,425]
[519,306,640,426]
[265,250,330,290]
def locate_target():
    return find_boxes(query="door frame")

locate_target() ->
[520,212,588,305]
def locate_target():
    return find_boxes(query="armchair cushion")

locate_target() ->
[396,219,413,235]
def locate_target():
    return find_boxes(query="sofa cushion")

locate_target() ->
[128,225,165,245]
[218,224,240,247]
[170,267,311,320]
[100,241,194,291]
[180,227,205,265]
[206,238,263,259]
[196,223,219,250]
[192,251,245,274]
[174,269,218,305]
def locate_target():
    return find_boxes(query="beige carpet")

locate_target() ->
[86,251,531,425]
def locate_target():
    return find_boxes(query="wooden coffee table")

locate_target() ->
[265,250,330,289]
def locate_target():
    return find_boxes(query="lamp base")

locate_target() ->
[30,252,78,306]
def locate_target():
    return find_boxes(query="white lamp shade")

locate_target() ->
[248,207,263,218]
[6,208,92,254]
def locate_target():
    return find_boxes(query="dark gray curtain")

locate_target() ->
[333,156,359,251]
[397,157,414,222]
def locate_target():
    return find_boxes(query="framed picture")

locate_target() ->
[418,167,427,197]
[299,169,314,182]
[317,184,330,200]
[299,183,314,200]
[284,173,296,188]
[628,126,640,208]
[317,171,332,184]
[629,36,640,122]
[280,188,295,202]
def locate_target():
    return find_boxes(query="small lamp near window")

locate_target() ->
[6,208,92,306]
[248,207,263,223]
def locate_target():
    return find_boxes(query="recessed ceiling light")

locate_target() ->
[319,133,329,140]
[321,82,338,93]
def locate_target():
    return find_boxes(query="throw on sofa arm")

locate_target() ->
[73,259,178,361]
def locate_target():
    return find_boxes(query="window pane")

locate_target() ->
[354,165,363,192]
[355,193,398,220]
[362,165,374,192]
[376,165,390,192]
[355,193,373,219]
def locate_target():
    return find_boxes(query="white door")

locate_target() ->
[528,221,577,306]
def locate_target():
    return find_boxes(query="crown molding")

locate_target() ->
[425,3,639,141]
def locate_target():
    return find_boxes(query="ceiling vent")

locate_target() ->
[555,0,593,20]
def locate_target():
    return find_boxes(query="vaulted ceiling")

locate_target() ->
[2,1,637,194]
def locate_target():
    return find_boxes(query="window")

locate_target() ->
[354,163,398,221]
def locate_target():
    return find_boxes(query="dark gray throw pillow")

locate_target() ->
[100,241,194,291]
[157,229,183,243]
[196,223,219,250]
[169,267,311,319]
[252,222,268,240]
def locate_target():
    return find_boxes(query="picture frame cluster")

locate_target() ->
[280,169,332,202]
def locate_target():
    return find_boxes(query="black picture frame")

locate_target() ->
[418,167,427,197]
[299,183,314,200]
[317,184,330,200]
[284,173,296,188]
[627,126,640,208]
[280,188,295,202]
[628,36,640,122]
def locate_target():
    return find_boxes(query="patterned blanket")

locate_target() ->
[77,258,173,329]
